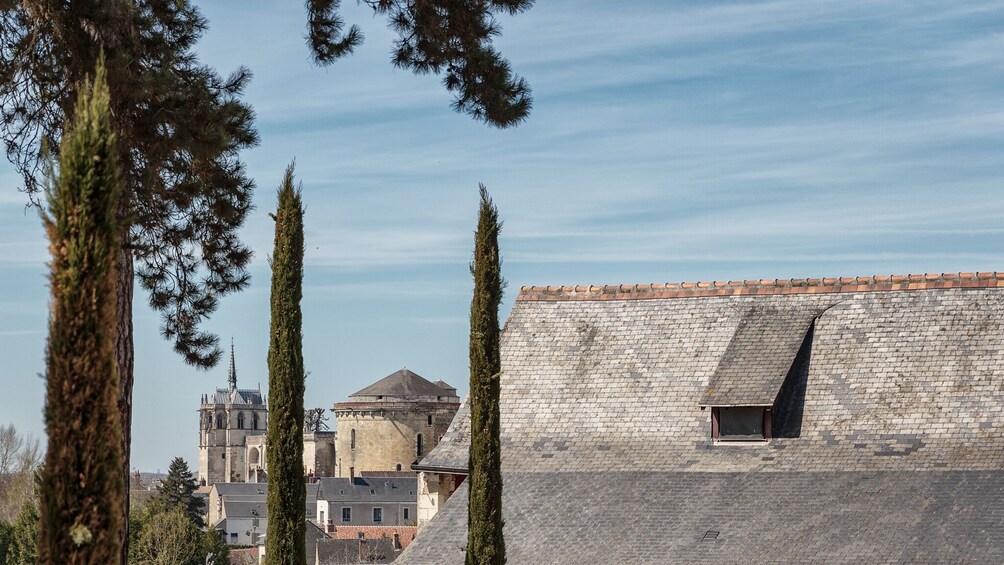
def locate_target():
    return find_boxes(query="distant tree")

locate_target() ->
[9,499,38,565]
[202,528,230,565]
[131,506,203,565]
[0,425,42,524]
[304,407,330,433]
[154,458,204,526]
[0,424,22,477]
[38,59,125,565]
[265,164,306,565]
[466,185,506,564]
[0,519,12,563]
[305,0,534,128]
[0,6,258,560]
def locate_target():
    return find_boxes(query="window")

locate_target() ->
[252,413,259,430]
[341,507,351,522]
[350,467,355,480]
[427,414,433,426]
[237,412,245,429]
[403,507,410,520]
[252,518,259,527]
[350,429,356,449]
[215,413,223,429]
[373,508,383,523]
[230,533,237,541]
[711,406,772,442]
[416,434,424,457]
[396,463,402,471]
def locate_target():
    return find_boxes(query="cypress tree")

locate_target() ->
[265,163,306,565]
[38,59,125,564]
[467,184,506,564]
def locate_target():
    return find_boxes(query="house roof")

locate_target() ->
[316,538,399,564]
[401,272,1004,564]
[700,304,825,406]
[222,500,266,519]
[316,477,418,503]
[349,369,453,399]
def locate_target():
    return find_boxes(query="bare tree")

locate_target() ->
[303,408,330,433]
[0,425,42,524]
[0,424,23,477]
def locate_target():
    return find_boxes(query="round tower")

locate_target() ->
[333,369,460,479]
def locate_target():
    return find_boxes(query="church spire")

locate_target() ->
[228,338,237,391]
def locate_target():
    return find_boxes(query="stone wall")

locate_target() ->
[334,403,457,477]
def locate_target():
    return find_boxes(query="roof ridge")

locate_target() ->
[518,272,1004,302]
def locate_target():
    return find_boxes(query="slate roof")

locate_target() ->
[210,387,265,406]
[349,369,453,399]
[400,272,1004,564]
[316,537,400,564]
[413,395,469,472]
[700,304,825,406]
[316,477,417,503]
[223,499,266,519]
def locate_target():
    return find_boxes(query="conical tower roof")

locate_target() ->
[349,369,454,399]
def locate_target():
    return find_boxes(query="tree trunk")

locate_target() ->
[116,243,134,565]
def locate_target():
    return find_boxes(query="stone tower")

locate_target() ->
[198,342,268,486]
[333,369,460,479]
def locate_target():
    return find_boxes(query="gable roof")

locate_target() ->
[350,369,452,399]
[316,477,418,503]
[401,272,1004,564]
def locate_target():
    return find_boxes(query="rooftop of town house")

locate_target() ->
[400,271,1004,564]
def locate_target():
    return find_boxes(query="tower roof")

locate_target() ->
[349,369,454,399]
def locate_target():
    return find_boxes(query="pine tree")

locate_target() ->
[305,0,534,128]
[38,59,126,565]
[466,185,506,564]
[265,163,306,565]
[10,499,38,565]
[1,9,258,559]
[154,457,204,526]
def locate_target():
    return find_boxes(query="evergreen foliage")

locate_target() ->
[38,59,126,565]
[265,163,306,565]
[154,457,204,526]
[305,0,534,127]
[0,2,258,365]
[9,499,38,565]
[0,519,13,563]
[2,6,258,559]
[466,185,506,564]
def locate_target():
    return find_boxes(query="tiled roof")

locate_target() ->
[700,304,825,406]
[210,387,265,406]
[401,277,1004,563]
[316,477,417,503]
[349,369,453,399]
[399,471,1004,564]
[518,271,1004,301]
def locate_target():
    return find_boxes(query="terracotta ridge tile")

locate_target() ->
[516,271,1000,301]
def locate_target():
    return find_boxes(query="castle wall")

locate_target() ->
[334,403,457,478]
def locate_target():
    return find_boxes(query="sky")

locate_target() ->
[1,1,1002,473]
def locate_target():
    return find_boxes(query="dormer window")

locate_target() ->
[711,406,772,442]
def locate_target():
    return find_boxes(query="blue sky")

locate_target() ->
[1,1,1002,472]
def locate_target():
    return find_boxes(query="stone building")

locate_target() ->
[402,272,1004,563]
[198,343,336,486]
[198,345,268,485]
[333,369,460,479]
